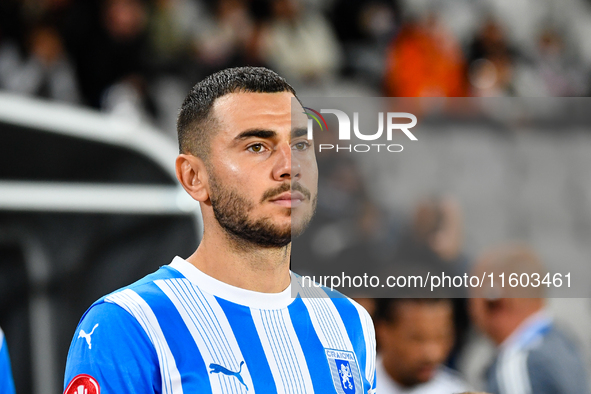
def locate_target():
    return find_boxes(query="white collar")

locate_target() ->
[500,309,552,351]
[375,355,402,393]
[375,355,467,394]
[169,256,295,310]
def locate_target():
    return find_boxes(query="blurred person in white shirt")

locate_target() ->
[375,298,470,394]
[258,0,342,84]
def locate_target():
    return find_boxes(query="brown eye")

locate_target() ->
[292,141,310,151]
[248,144,265,153]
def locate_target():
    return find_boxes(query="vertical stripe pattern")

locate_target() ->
[350,301,376,387]
[299,286,353,352]
[296,281,371,393]
[497,349,532,394]
[105,289,183,394]
[216,298,278,394]
[67,261,376,394]
[155,278,253,394]
[251,308,314,393]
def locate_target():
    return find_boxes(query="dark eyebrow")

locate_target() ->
[291,128,308,138]
[234,129,277,140]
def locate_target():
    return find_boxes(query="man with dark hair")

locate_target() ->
[374,298,469,394]
[64,67,376,394]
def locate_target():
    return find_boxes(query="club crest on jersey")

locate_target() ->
[325,349,362,394]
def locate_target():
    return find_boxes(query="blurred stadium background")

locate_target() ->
[1,0,591,393]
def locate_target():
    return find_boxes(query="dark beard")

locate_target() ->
[210,178,293,248]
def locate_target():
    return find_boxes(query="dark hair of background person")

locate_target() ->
[374,298,452,324]
[177,66,297,160]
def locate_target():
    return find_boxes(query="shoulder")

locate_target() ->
[108,264,185,297]
[70,265,185,350]
[64,265,185,393]
[75,264,187,346]
[292,275,377,385]
[83,264,185,318]
[71,300,155,353]
[64,301,161,392]
[334,296,376,342]
[293,274,375,332]
[527,325,584,368]
[430,367,470,392]
[525,326,588,391]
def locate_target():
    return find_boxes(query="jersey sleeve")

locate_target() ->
[0,330,16,394]
[349,300,377,394]
[64,301,160,394]
[362,309,377,394]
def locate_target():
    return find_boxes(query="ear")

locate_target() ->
[175,154,210,202]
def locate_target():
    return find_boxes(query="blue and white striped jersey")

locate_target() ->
[64,257,377,394]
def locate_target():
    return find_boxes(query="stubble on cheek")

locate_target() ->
[209,176,293,248]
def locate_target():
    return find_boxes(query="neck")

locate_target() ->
[186,224,291,293]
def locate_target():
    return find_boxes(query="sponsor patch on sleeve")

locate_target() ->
[64,374,100,394]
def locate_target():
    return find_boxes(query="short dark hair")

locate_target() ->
[177,67,297,158]
[375,298,452,325]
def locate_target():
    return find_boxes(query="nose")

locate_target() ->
[272,142,300,181]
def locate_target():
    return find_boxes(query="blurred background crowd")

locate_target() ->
[2,0,591,133]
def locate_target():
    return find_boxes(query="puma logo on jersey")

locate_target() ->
[209,361,248,391]
[78,324,99,349]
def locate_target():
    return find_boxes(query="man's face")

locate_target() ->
[206,91,317,247]
[378,301,454,387]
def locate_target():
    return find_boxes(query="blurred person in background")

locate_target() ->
[467,18,588,97]
[0,22,80,103]
[144,0,208,132]
[0,327,16,394]
[330,0,399,86]
[470,244,589,394]
[385,197,470,365]
[194,0,258,74]
[146,0,202,76]
[74,0,157,123]
[530,26,588,96]
[374,298,470,393]
[467,18,515,96]
[258,0,342,85]
[384,12,467,97]
[390,197,465,272]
